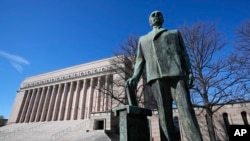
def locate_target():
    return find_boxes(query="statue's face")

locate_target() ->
[149,11,164,27]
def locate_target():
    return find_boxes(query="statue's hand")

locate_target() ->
[126,76,138,88]
[126,76,139,106]
[188,73,195,88]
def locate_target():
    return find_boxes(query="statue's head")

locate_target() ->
[149,11,164,27]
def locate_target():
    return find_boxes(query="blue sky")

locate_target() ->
[0,0,249,118]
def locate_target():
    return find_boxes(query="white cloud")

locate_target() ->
[0,50,30,72]
[0,50,30,65]
[10,62,23,72]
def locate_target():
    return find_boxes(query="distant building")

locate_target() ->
[149,101,250,141]
[3,57,250,141]
[8,57,121,128]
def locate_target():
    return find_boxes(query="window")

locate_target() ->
[241,111,249,125]
[223,113,230,133]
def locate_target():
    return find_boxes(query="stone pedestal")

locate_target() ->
[113,105,152,141]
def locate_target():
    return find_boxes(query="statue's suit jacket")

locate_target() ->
[130,28,203,141]
[133,28,192,83]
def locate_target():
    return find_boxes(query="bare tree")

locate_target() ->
[96,35,156,109]
[181,22,248,141]
[113,35,139,81]
[234,20,250,94]
[236,20,250,59]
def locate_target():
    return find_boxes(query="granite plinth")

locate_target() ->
[113,105,152,141]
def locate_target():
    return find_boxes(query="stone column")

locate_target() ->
[52,84,64,121]
[99,76,103,112]
[16,90,27,123]
[25,88,37,122]
[20,89,33,123]
[16,90,29,123]
[41,86,53,121]
[86,78,95,119]
[59,83,70,120]
[92,82,97,113]
[46,85,58,121]
[71,80,80,120]
[35,87,48,122]
[80,79,88,119]
[104,75,110,111]
[95,77,101,112]
[113,105,152,141]
[30,88,42,122]
[65,81,75,120]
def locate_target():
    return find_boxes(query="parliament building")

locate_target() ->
[1,57,249,141]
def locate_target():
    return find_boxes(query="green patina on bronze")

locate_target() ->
[126,11,203,141]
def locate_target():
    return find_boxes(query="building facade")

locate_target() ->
[8,57,123,127]
[7,57,250,141]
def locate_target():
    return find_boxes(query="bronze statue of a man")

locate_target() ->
[127,11,203,141]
